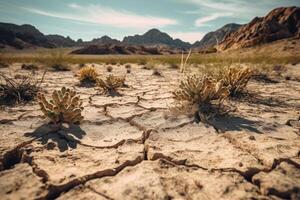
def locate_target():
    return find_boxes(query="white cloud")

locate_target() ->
[169,31,205,43]
[23,4,177,30]
[195,13,232,27]
[69,3,80,9]
[180,0,266,17]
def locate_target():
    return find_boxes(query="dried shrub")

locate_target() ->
[46,51,71,71]
[125,64,131,69]
[152,68,163,76]
[172,75,229,121]
[223,66,252,96]
[97,75,125,96]
[143,60,157,70]
[37,87,84,124]
[77,66,99,87]
[0,71,45,105]
[51,63,70,71]
[21,64,38,71]
[126,69,131,74]
[107,66,113,72]
[0,62,9,68]
[169,63,179,69]
[78,63,85,68]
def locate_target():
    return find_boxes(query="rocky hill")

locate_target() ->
[123,29,191,49]
[71,44,180,55]
[0,22,55,49]
[82,36,121,46]
[193,23,242,49]
[45,35,76,47]
[218,7,300,51]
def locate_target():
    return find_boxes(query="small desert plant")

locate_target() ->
[14,74,29,79]
[77,66,99,87]
[125,64,131,69]
[78,63,85,68]
[51,63,70,71]
[223,66,252,96]
[169,63,179,69]
[0,71,45,105]
[126,69,131,74]
[152,68,163,76]
[106,66,113,72]
[97,75,125,96]
[143,60,156,70]
[172,75,229,121]
[47,51,70,71]
[37,87,84,124]
[0,62,9,68]
[21,64,38,71]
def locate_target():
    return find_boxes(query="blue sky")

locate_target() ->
[0,0,299,43]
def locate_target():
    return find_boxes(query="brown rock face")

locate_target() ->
[218,7,300,50]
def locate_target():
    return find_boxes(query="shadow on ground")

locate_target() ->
[25,124,86,152]
[209,114,263,134]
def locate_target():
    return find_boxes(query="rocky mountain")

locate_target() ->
[0,22,54,49]
[218,6,300,51]
[193,23,242,49]
[83,36,121,46]
[45,35,76,47]
[71,44,181,55]
[123,29,191,49]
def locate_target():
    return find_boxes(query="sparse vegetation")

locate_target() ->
[46,51,71,71]
[172,74,229,121]
[78,63,85,68]
[125,64,131,69]
[143,60,159,70]
[21,64,38,71]
[97,74,125,96]
[127,69,131,74]
[107,66,113,72]
[223,66,252,96]
[152,68,163,76]
[78,66,99,87]
[37,87,84,124]
[0,71,45,105]
[0,62,9,68]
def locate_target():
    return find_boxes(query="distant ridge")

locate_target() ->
[193,23,242,49]
[123,29,191,49]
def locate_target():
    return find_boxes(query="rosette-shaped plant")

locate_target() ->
[172,75,229,121]
[97,75,125,96]
[37,87,84,124]
[78,66,99,86]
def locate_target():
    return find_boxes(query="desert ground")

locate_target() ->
[0,53,300,200]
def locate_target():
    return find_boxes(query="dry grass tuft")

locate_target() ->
[51,63,70,71]
[172,75,229,121]
[223,66,252,96]
[125,64,131,69]
[97,75,125,96]
[77,66,99,87]
[0,71,45,106]
[152,68,163,77]
[78,63,85,68]
[37,87,84,124]
[106,66,113,72]
[45,51,71,71]
[21,64,38,71]
[0,62,9,68]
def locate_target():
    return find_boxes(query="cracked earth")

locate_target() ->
[0,63,300,200]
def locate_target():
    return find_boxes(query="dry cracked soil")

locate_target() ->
[0,63,300,200]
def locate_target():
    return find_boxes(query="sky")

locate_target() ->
[0,0,299,43]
